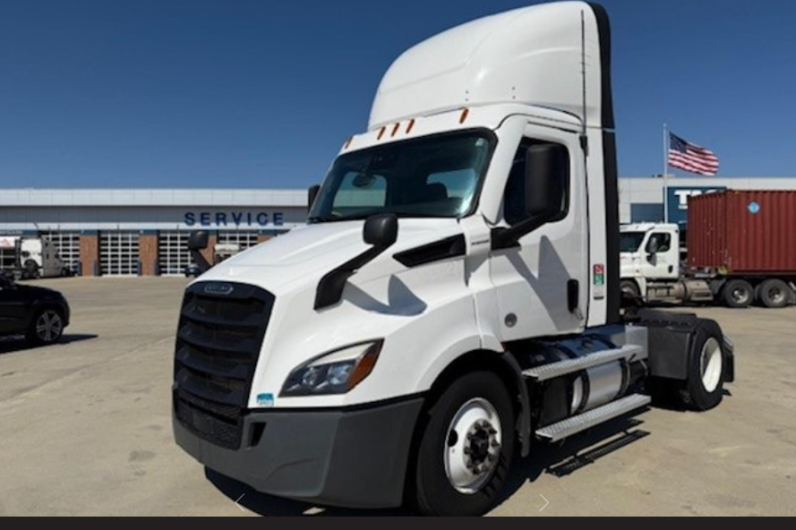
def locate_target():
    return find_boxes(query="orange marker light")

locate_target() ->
[377,127,386,140]
[406,119,416,134]
[343,137,353,150]
[391,123,401,138]
[459,108,470,124]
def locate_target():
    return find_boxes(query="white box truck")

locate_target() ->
[173,1,735,516]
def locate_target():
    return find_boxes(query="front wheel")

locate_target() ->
[410,371,515,516]
[26,308,65,346]
[620,280,641,299]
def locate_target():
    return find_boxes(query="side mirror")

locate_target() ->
[315,214,399,311]
[492,143,568,250]
[308,185,321,211]
[525,144,567,220]
[646,237,660,255]
[188,231,209,251]
[363,214,398,248]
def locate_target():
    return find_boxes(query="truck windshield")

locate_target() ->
[309,131,495,222]
[620,232,646,253]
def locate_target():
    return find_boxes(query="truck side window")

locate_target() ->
[647,233,671,253]
[503,139,570,226]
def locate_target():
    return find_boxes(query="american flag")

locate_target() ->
[668,133,720,176]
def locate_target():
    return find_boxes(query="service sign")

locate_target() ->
[183,210,286,229]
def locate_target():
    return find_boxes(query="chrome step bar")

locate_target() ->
[522,344,643,382]
[536,394,652,442]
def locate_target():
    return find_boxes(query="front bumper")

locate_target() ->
[174,397,425,509]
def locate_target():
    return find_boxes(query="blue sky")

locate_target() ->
[0,0,793,189]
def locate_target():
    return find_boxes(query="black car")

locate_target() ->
[184,264,202,278]
[0,273,70,345]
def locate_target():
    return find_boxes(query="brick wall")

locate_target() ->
[139,234,158,276]
[201,235,217,266]
[79,234,99,277]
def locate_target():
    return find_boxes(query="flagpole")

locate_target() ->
[663,124,669,224]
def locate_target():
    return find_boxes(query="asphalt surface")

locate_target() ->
[0,277,794,516]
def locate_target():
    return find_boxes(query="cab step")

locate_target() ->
[535,394,652,442]
[522,344,643,382]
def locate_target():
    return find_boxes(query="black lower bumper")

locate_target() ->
[174,397,425,509]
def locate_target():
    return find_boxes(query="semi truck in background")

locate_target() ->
[0,236,70,280]
[184,243,242,277]
[621,190,796,309]
[173,2,735,516]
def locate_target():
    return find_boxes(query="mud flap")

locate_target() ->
[632,309,733,383]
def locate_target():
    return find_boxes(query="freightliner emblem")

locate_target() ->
[203,283,235,296]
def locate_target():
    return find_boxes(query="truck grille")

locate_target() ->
[173,282,274,450]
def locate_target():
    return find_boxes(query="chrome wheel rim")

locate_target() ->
[732,287,750,305]
[443,398,502,494]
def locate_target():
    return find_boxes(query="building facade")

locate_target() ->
[3,178,795,276]
[0,189,306,277]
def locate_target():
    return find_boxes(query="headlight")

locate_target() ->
[280,340,383,397]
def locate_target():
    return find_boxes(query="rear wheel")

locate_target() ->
[678,320,725,411]
[26,308,65,345]
[757,279,791,309]
[722,279,753,308]
[410,371,515,516]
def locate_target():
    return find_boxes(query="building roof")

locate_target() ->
[0,189,307,208]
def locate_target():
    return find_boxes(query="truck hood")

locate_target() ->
[198,219,463,295]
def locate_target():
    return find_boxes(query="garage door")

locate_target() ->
[39,231,81,273]
[158,231,193,276]
[217,231,259,251]
[0,246,15,272]
[100,231,140,276]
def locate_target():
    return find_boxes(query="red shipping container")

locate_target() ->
[688,190,796,274]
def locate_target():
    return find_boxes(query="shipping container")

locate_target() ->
[688,190,796,274]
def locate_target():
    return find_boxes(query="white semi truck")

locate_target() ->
[620,223,715,304]
[0,236,69,280]
[621,221,796,309]
[173,2,735,516]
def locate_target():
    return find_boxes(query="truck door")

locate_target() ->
[641,231,679,280]
[489,125,588,341]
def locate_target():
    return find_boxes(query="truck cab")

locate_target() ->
[174,2,734,516]
[620,223,682,297]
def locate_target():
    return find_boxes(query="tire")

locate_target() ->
[26,308,65,346]
[620,280,641,299]
[757,279,791,309]
[722,279,753,308]
[678,319,726,411]
[24,260,40,280]
[410,371,515,516]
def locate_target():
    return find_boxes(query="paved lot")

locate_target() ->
[0,277,795,516]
